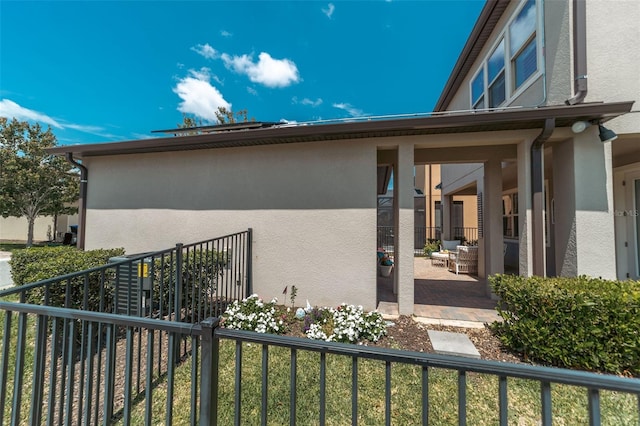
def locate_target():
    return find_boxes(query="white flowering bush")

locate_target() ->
[222,295,387,344]
[304,304,387,343]
[222,294,284,334]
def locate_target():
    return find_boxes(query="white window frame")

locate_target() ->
[468,0,543,110]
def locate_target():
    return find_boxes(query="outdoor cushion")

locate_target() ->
[441,240,461,251]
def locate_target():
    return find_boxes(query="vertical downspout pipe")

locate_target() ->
[565,0,588,105]
[531,118,555,276]
[65,153,87,250]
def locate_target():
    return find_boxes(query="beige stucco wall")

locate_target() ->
[585,0,640,135]
[0,214,77,242]
[83,139,378,310]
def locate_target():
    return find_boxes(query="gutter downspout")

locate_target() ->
[65,153,87,250]
[565,0,588,105]
[531,118,555,276]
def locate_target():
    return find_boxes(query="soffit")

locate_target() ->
[47,101,634,158]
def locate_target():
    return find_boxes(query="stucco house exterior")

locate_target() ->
[48,0,636,315]
[436,0,640,280]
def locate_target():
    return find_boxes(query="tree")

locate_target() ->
[177,107,255,134]
[0,118,79,247]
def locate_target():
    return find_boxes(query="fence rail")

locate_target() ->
[0,230,252,425]
[214,328,640,426]
[1,303,638,425]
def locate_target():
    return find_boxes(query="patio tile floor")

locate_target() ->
[377,257,500,324]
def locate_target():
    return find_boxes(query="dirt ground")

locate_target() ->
[366,315,524,363]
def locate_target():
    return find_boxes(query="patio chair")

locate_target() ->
[448,245,478,275]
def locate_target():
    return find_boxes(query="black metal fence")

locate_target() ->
[211,327,640,425]
[0,230,252,425]
[2,303,639,424]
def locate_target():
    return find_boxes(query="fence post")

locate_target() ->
[199,317,220,426]
[246,229,253,295]
[175,243,184,321]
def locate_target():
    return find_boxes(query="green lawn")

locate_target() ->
[2,306,638,425]
[126,339,639,425]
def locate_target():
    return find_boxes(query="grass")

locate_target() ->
[2,304,638,425]
[126,339,639,425]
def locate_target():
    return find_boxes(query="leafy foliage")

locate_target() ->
[176,107,256,135]
[222,295,388,344]
[0,118,78,246]
[10,246,125,311]
[491,274,640,376]
[151,249,227,319]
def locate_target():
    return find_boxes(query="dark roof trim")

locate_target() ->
[48,101,634,158]
[433,0,511,112]
[151,121,281,134]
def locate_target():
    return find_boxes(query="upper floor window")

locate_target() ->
[488,39,506,107]
[469,0,539,110]
[510,0,537,89]
[472,70,485,109]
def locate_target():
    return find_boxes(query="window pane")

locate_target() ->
[513,36,537,88]
[488,39,505,82]
[472,70,484,104]
[510,0,536,56]
[473,95,485,110]
[489,72,506,107]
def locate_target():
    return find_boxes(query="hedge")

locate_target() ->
[10,246,125,311]
[491,274,640,376]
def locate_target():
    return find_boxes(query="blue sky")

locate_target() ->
[0,1,484,145]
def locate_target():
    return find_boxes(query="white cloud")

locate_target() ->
[247,87,258,96]
[0,99,122,139]
[333,102,364,117]
[322,3,335,18]
[220,30,232,38]
[191,43,219,60]
[0,99,63,128]
[221,52,300,88]
[173,68,231,122]
[293,97,323,107]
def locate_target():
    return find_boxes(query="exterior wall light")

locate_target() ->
[598,124,618,143]
[571,120,591,133]
[571,120,618,143]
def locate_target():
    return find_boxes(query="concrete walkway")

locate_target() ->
[0,251,13,289]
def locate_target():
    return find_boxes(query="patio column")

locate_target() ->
[394,143,414,315]
[552,130,616,278]
[483,159,504,282]
[441,194,452,240]
[517,138,534,276]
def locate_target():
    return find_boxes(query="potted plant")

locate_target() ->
[423,240,440,258]
[378,255,394,277]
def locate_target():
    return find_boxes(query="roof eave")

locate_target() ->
[48,101,635,158]
[433,0,511,112]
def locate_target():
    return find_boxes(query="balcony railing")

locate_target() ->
[378,226,478,256]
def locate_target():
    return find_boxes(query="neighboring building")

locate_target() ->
[48,0,636,315]
[436,0,640,279]
[0,213,78,243]
[415,164,479,244]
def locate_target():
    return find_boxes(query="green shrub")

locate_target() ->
[490,274,640,376]
[423,240,440,257]
[152,249,227,320]
[10,246,125,311]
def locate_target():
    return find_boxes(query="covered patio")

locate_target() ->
[377,257,500,323]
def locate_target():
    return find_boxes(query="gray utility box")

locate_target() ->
[108,256,153,316]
